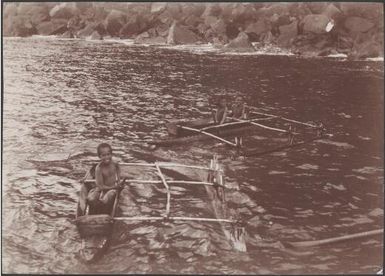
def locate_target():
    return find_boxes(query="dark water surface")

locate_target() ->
[3,37,384,274]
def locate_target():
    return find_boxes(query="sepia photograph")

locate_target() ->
[2,1,384,274]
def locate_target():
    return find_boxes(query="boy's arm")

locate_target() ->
[220,108,228,124]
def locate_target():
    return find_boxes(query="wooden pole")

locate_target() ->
[155,164,171,216]
[286,229,383,248]
[246,107,319,128]
[232,118,296,134]
[178,125,237,147]
[114,216,236,224]
[200,117,275,132]
[156,162,219,172]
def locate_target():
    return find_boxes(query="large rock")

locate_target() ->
[245,19,269,36]
[209,18,227,35]
[36,19,68,35]
[104,10,127,36]
[277,20,298,48]
[77,22,105,38]
[49,3,79,19]
[302,14,333,34]
[16,3,50,25]
[119,18,141,38]
[183,14,202,28]
[322,3,342,21]
[344,17,375,33]
[306,3,328,14]
[181,3,205,17]
[351,39,382,59]
[167,21,200,44]
[225,31,254,51]
[4,3,18,19]
[3,16,37,37]
[150,2,167,14]
[83,6,108,22]
[340,3,382,19]
[60,30,74,38]
[135,34,166,44]
[231,3,255,22]
[87,30,103,40]
[201,3,221,17]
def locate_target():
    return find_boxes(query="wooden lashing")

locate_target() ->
[316,122,326,137]
[208,156,226,203]
[287,124,295,145]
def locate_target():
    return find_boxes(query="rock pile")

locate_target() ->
[3,2,383,59]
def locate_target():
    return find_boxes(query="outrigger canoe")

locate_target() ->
[75,166,120,262]
[75,157,247,262]
[149,106,329,156]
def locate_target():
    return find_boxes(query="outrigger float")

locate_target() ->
[149,106,330,157]
[75,156,246,262]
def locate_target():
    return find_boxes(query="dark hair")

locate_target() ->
[97,143,112,157]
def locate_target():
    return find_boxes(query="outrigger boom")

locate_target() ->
[82,157,247,252]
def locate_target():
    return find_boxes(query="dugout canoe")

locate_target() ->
[75,167,120,263]
[150,115,277,147]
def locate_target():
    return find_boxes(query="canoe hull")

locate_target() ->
[150,124,256,147]
[75,178,119,263]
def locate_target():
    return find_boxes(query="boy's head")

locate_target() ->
[235,96,243,104]
[97,143,113,164]
[218,97,227,107]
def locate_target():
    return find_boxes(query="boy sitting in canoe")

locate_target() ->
[230,96,247,119]
[87,143,123,208]
[212,97,228,125]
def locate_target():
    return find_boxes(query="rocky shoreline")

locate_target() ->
[4,2,384,60]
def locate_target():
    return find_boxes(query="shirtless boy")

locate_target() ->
[231,96,247,119]
[87,143,122,207]
[212,97,228,125]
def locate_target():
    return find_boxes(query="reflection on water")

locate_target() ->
[3,37,384,274]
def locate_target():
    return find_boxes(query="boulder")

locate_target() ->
[77,22,105,38]
[104,10,127,36]
[344,17,375,33]
[4,3,18,19]
[225,31,255,51]
[322,3,342,21]
[83,6,108,22]
[119,19,141,38]
[167,21,200,44]
[351,39,382,59]
[302,14,333,34]
[256,3,291,18]
[165,3,182,20]
[201,3,221,17]
[67,15,84,31]
[16,3,50,25]
[231,3,257,22]
[277,20,298,48]
[210,18,227,35]
[87,30,103,40]
[135,35,166,44]
[36,19,68,35]
[3,16,37,37]
[340,2,382,19]
[306,2,328,14]
[49,3,79,19]
[60,30,74,38]
[181,3,205,17]
[245,19,269,36]
[156,23,170,37]
[184,14,202,27]
[150,2,167,14]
